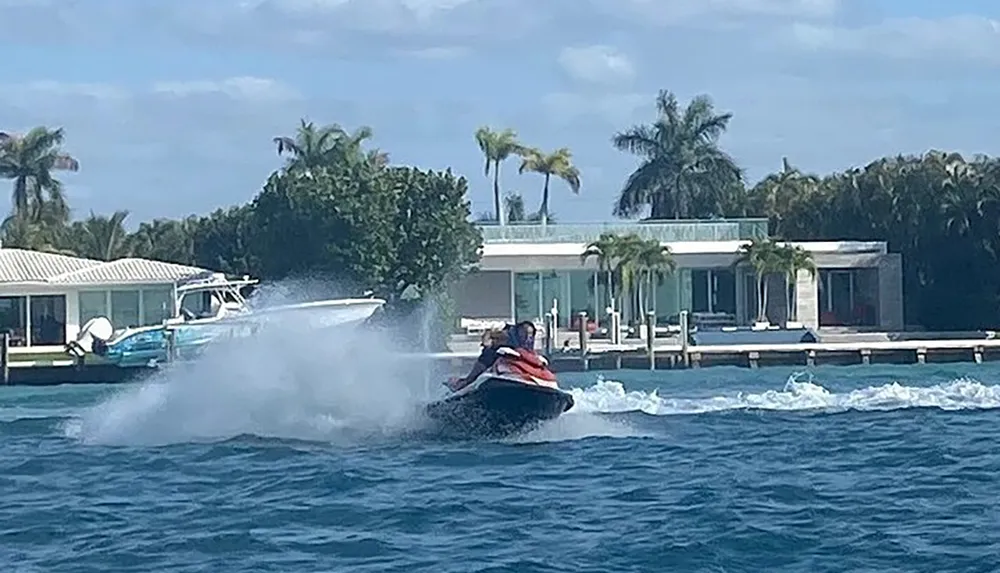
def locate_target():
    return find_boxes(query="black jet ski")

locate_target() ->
[425,372,575,438]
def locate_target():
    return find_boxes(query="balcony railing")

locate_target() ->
[477,219,769,243]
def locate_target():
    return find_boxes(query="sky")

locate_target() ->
[2,0,1000,226]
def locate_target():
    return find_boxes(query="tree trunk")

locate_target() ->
[787,273,796,322]
[607,269,615,312]
[758,273,769,323]
[646,271,654,318]
[492,160,504,226]
[638,274,645,320]
[540,174,551,226]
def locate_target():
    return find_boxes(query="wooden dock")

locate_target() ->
[3,332,1000,386]
[414,338,1000,374]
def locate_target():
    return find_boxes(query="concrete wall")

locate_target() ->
[878,253,904,330]
[764,274,788,324]
[795,268,819,329]
[452,270,511,320]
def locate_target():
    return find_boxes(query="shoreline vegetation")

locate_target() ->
[1,89,998,335]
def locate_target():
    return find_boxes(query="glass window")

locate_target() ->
[110,290,140,329]
[654,273,681,324]
[540,271,563,322]
[568,270,596,328]
[29,295,66,346]
[141,288,174,326]
[713,269,737,315]
[691,269,710,312]
[79,291,108,326]
[180,291,214,320]
[513,272,539,323]
[0,296,27,347]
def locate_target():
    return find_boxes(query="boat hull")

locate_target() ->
[425,375,575,438]
[83,298,385,368]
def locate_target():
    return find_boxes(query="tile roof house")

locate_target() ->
[0,248,221,350]
[0,248,209,285]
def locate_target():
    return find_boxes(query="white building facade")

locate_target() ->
[452,219,904,332]
[0,249,214,349]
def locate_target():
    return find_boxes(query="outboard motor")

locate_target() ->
[65,317,114,358]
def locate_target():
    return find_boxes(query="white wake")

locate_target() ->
[566,375,1000,416]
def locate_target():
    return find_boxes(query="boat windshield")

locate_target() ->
[180,291,220,320]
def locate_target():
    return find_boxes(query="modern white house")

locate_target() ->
[452,219,904,333]
[0,248,213,351]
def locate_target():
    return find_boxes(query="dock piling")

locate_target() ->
[165,328,176,364]
[1,332,8,385]
[916,348,927,364]
[679,310,690,368]
[645,311,656,370]
[576,312,589,371]
[544,312,555,356]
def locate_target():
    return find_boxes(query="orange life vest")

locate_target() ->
[493,348,558,385]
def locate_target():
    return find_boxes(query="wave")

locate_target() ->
[567,374,1000,416]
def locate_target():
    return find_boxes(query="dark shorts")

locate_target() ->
[478,346,499,368]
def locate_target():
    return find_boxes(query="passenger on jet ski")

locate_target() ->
[446,321,538,392]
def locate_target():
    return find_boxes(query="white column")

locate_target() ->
[508,271,516,322]
[795,268,819,329]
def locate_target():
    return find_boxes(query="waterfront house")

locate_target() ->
[0,248,212,352]
[452,219,903,334]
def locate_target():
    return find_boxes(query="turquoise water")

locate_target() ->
[3,360,1000,572]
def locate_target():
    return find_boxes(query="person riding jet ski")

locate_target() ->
[446,321,546,392]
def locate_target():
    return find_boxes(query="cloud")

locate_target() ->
[394,45,469,59]
[558,45,635,85]
[789,16,1000,65]
[541,92,648,126]
[0,0,841,57]
[594,0,840,26]
[0,77,307,222]
[2,0,1000,227]
[151,77,301,101]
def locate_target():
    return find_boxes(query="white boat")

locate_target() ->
[65,272,386,367]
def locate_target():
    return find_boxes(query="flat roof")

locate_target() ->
[481,240,888,257]
[478,219,769,243]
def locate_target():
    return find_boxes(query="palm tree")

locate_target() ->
[735,238,783,324]
[474,126,525,226]
[474,192,552,225]
[70,210,132,261]
[633,239,676,322]
[504,192,527,223]
[0,126,79,223]
[612,89,742,219]
[129,218,196,264]
[273,119,387,172]
[581,233,625,313]
[518,147,581,225]
[581,233,646,316]
[780,244,816,322]
[0,215,71,254]
[750,157,822,237]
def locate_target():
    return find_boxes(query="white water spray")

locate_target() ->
[66,289,440,446]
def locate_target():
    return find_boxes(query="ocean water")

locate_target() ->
[3,352,1000,571]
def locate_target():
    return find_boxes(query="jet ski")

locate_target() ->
[425,347,575,438]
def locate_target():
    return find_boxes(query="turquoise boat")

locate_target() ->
[65,272,385,368]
